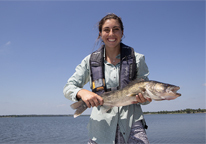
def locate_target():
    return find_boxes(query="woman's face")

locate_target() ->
[99,19,123,49]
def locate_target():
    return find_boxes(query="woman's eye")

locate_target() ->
[104,29,110,32]
[103,28,120,33]
[113,28,119,31]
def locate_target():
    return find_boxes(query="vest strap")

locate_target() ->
[90,43,137,95]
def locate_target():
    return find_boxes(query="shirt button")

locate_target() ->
[123,132,125,135]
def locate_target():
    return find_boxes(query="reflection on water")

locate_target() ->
[0,114,205,144]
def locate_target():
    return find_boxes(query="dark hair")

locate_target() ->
[98,13,124,39]
[93,13,124,50]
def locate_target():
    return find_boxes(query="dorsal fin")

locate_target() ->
[136,78,145,82]
[125,78,145,88]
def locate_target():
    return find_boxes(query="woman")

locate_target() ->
[63,13,152,144]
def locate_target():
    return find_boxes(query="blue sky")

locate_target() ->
[0,1,205,115]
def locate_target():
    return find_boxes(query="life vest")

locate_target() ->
[90,43,137,95]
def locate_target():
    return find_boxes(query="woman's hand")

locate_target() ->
[132,93,152,104]
[76,89,104,108]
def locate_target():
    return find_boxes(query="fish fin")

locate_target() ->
[130,78,145,83]
[102,91,113,96]
[139,87,146,92]
[132,78,146,83]
[101,91,116,97]
[100,105,112,113]
[126,93,137,97]
[153,99,163,101]
[126,79,146,89]
[136,78,146,82]
[70,100,88,118]
[126,87,146,97]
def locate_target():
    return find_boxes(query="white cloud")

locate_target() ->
[0,41,11,51]
[5,41,11,46]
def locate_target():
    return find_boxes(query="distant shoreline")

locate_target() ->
[143,108,206,115]
[0,108,205,118]
[0,114,83,118]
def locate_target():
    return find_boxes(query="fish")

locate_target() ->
[70,80,181,118]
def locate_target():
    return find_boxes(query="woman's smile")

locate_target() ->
[108,38,116,42]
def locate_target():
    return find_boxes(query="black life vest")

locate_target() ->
[89,43,137,95]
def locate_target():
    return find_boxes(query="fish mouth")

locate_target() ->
[171,86,181,96]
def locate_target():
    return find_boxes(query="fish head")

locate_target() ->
[146,81,181,100]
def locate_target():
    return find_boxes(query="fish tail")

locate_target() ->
[70,100,88,118]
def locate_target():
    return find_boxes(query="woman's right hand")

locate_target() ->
[76,89,104,108]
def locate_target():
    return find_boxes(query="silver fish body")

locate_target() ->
[70,80,181,118]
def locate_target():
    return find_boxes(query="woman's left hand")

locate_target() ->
[132,93,152,104]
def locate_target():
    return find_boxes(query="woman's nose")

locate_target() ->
[109,29,114,36]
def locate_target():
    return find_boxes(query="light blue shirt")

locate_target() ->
[63,50,150,144]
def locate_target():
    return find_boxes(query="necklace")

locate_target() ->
[106,55,119,64]
[110,57,117,64]
[111,58,120,65]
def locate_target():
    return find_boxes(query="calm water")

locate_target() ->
[0,113,205,144]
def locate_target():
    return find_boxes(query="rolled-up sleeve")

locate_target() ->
[63,55,90,102]
[135,52,150,105]
[135,52,149,81]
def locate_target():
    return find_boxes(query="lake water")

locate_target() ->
[0,113,205,144]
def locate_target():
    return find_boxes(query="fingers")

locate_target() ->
[139,93,147,102]
[77,89,104,108]
[85,97,98,108]
[82,93,103,108]
[91,95,103,107]
[131,101,138,104]
[96,95,104,106]
[84,100,92,108]
[133,93,152,104]
[146,98,152,102]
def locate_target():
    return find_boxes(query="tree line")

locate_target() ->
[0,108,205,117]
[143,108,206,114]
